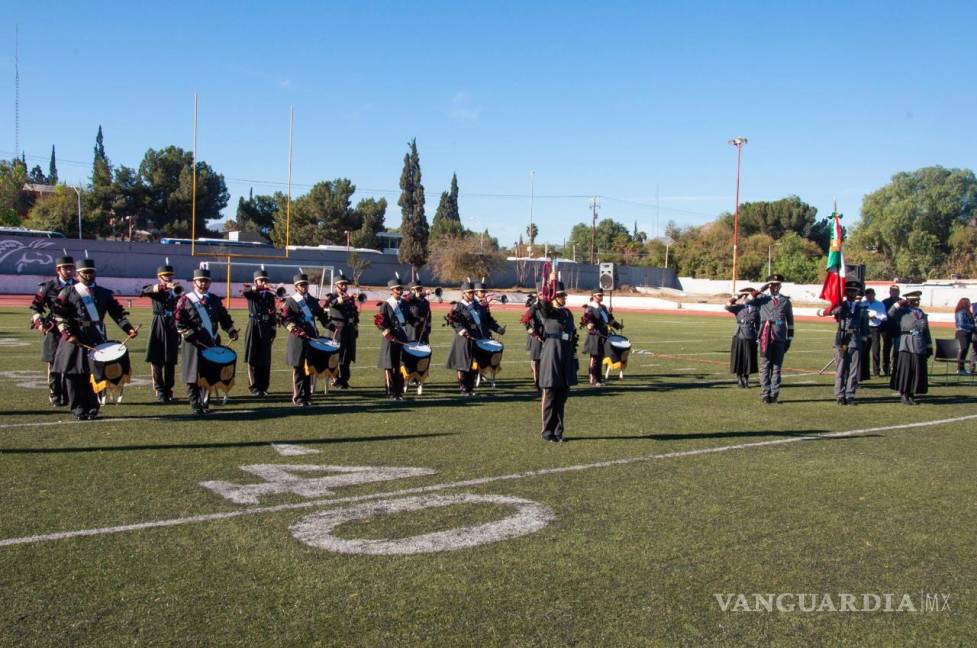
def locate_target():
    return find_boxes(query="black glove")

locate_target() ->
[785,339,792,352]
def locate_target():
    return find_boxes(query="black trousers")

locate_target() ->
[588,352,604,383]
[248,364,271,393]
[336,360,352,387]
[292,368,311,403]
[868,328,882,375]
[48,364,66,405]
[456,370,475,394]
[186,383,207,411]
[541,387,569,439]
[151,363,175,397]
[955,331,974,371]
[65,374,99,418]
[384,368,405,397]
[882,331,897,374]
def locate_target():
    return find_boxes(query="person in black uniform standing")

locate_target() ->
[535,279,578,442]
[521,291,544,393]
[403,277,432,344]
[580,286,621,387]
[881,285,901,376]
[30,255,75,406]
[725,286,759,388]
[174,269,238,415]
[324,270,359,389]
[889,290,932,405]
[831,280,870,405]
[375,276,409,399]
[445,281,481,395]
[52,259,137,420]
[141,264,181,402]
[241,270,278,396]
[280,273,329,407]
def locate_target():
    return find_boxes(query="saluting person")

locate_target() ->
[280,273,329,407]
[831,280,870,405]
[580,286,620,387]
[375,276,409,400]
[725,286,759,388]
[535,279,578,442]
[141,264,181,402]
[890,290,932,405]
[324,270,359,389]
[241,270,278,396]
[445,281,481,395]
[52,259,137,420]
[30,255,75,406]
[174,269,238,415]
[753,273,794,404]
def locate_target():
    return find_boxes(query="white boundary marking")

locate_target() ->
[271,443,321,456]
[2,413,976,548]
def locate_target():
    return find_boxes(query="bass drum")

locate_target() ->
[198,345,237,394]
[401,342,433,383]
[603,334,631,377]
[306,337,341,379]
[472,338,504,379]
[90,342,131,399]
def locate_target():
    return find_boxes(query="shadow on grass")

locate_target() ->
[566,430,884,442]
[0,431,457,454]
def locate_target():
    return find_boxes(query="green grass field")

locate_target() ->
[1,305,975,646]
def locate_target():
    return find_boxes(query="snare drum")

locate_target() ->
[472,338,504,378]
[89,342,131,397]
[603,334,632,371]
[401,342,433,383]
[198,345,237,394]
[305,337,341,379]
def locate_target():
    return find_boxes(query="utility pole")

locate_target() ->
[589,196,600,265]
[728,137,747,293]
[14,25,20,156]
[529,170,535,257]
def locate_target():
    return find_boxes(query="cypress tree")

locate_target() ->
[48,145,58,184]
[397,139,429,278]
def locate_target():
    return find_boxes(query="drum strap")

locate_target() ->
[292,294,319,336]
[187,291,216,338]
[590,303,608,323]
[74,283,106,339]
[464,302,481,327]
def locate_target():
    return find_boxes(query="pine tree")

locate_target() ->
[92,126,111,188]
[48,145,58,184]
[397,138,429,277]
[430,172,463,240]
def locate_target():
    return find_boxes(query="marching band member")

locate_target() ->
[404,277,432,344]
[580,286,621,387]
[241,270,278,396]
[141,264,181,402]
[831,280,870,405]
[325,270,359,389]
[474,281,507,339]
[445,281,481,396]
[535,278,578,442]
[889,290,932,405]
[174,269,238,415]
[375,276,409,400]
[31,255,75,406]
[52,259,137,420]
[521,291,544,393]
[725,286,759,389]
[280,273,329,407]
[753,273,794,404]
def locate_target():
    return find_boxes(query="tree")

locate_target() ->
[397,139,428,277]
[771,232,822,283]
[350,197,387,249]
[430,173,462,240]
[48,146,58,185]
[28,165,46,184]
[346,251,372,285]
[23,186,81,236]
[565,218,633,263]
[139,146,228,237]
[428,233,505,283]
[0,159,32,221]
[526,223,539,249]
[234,189,278,235]
[92,126,112,189]
[108,165,149,239]
[849,166,977,280]
[737,196,818,239]
[943,224,977,278]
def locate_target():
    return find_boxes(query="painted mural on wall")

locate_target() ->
[0,239,57,273]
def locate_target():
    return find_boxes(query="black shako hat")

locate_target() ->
[335,270,349,285]
[193,268,211,280]
[157,265,175,276]
[460,280,475,292]
[77,259,96,272]
[55,256,75,268]
[293,273,309,285]
[554,282,568,296]
[765,273,785,284]
[253,270,269,280]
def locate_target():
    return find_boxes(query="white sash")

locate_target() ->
[464,300,481,327]
[292,293,318,335]
[591,303,608,323]
[74,283,106,338]
[188,291,216,337]
[387,297,406,325]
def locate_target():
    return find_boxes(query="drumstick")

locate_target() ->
[119,325,142,348]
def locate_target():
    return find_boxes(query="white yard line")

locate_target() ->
[3,414,976,548]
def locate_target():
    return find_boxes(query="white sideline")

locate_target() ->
[1,414,976,548]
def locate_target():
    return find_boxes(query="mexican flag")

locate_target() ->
[819,211,845,314]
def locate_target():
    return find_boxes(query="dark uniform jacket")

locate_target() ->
[831,299,870,351]
[402,295,432,343]
[895,308,932,355]
[141,283,180,365]
[882,296,902,335]
[280,293,329,368]
[754,293,795,345]
[581,301,620,355]
[376,297,409,369]
[523,305,544,361]
[174,291,236,384]
[325,292,360,362]
[725,302,760,340]
[536,300,579,389]
[242,286,278,366]
[474,301,505,340]
[445,299,483,370]
[31,277,74,362]
[52,283,134,374]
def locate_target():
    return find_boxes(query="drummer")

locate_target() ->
[141,264,181,403]
[474,280,507,339]
[174,268,239,416]
[30,255,75,406]
[280,273,330,407]
[375,276,410,400]
[51,259,137,420]
[404,276,432,344]
[325,270,359,390]
[242,270,278,396]
[445,280,481,396]
[580,286,621,387]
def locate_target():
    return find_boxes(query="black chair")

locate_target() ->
[932,338,975,385]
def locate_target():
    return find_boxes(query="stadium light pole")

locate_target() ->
[728,136,747,293]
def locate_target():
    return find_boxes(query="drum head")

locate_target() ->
[309,337,340,352]
[201,346,237,363]
[92,343,127,362]
[404,343,432,358]
[608,335,631,350]
[476,339,504,352]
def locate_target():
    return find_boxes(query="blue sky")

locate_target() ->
[3,1,975,246]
